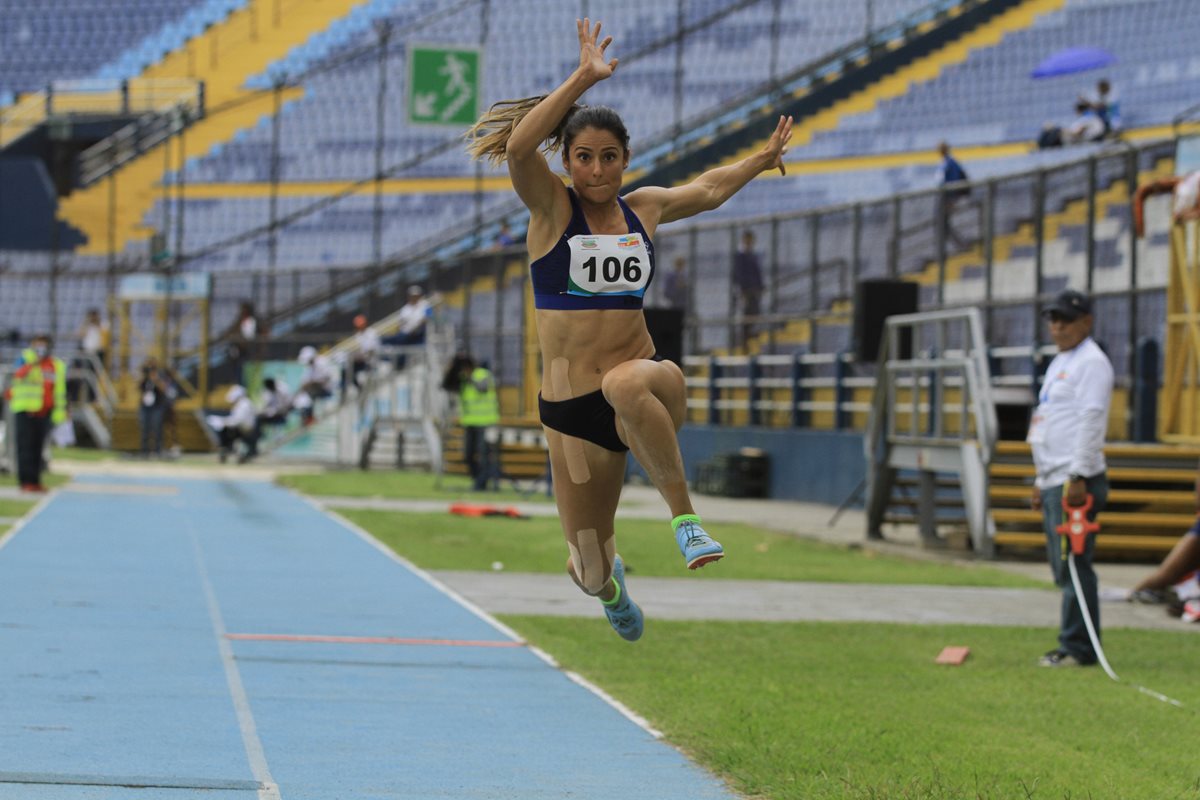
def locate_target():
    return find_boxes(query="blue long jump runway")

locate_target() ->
[0,476,735,800]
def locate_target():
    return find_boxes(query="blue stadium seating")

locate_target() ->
[797,0,1200,159]
[0,0,243,98]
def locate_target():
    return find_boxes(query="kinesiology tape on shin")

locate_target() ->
[567,529,613,595]
[671,513,702,531]
[550,357,591,484]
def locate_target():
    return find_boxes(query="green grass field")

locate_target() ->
[287,475,1195,799]
[278,470,553,503]
[0,499,36,518]
[505,616,1200,800]
[49,447,115,462]
[336,508,1047,588]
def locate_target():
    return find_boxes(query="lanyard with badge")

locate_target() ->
[1027,348,1080,444]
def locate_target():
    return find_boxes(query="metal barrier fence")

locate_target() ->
[0,0,1187,424]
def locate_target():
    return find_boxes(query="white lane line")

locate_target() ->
[0,492,57,555]
[299,493,664,739]
[189,529,282,800]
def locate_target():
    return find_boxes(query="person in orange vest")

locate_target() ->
[6,334,67,492]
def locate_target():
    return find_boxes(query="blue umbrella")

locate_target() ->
[1031,47,1116,78]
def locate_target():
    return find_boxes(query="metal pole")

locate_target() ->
[1033,170,1046,343]
[673,0,684,138]
[983,180,995,342]
[1127,148,1141,436]
[107,147,117,297]
[472,2,490,253]
[809,214,820,315]
[687,227,699,355]
[371,20,392,320]
[770,0,782,84]
[267,77,284,318]
[174,109,187,274]
[1085,156,1097,292]
[49,214,60,343]
[161,137,171,249]
[768,217,779,353]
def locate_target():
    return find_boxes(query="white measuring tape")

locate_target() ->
[1067,550,1185,708]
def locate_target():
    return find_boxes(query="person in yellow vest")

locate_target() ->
[6,334,66,492]
[442,353,501,491]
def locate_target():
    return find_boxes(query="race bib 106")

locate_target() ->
[566,233,652,298]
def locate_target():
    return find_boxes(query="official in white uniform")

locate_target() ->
[1028,289,1113,667]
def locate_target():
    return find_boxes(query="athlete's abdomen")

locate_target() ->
[536,308,655,398]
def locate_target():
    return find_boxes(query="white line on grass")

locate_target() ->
[299,492,664,739]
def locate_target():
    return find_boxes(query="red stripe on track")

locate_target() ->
[226,633,526,648]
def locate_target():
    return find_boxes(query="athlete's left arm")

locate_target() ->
[628,115,792,229]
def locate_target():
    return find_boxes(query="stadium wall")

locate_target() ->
[627,426,865,505]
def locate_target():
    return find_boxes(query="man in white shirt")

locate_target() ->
[1064,101,1106,144]
[257,377,292,427]
[385,286,431,347]
[1028,289,1113,667]
[216,385,259,464]
[295,346,335,425]
[348,314,381,389]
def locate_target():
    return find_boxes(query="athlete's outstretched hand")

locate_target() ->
[760,115,794,176]
[577,18,618,83]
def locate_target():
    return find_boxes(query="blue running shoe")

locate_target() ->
[601,555,643,641]
[673,515,724,570]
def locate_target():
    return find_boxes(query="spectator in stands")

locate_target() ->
[1028,289,1113,667]
[6,334,66,492]
[346,313,381,390]
[293,346,335,426]
[937,141,970,248]
[77,308,110,369]
[494,220,516,248]
[1037,101,1107,150]
[1080,78,1120,136]
[733,229,764,348]
[384,286,431,348]
[466,18,792,642]
[224,301,259,385]
[215,385,259,464]
[138,358,169,458]
[257,377,292,429]
[383,286,432,370]
[442,352,501,491]
[1133,170,1200,238]
[1065,100,1108,144]
[657,255,689,312]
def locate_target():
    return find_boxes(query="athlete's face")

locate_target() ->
[564,127,628,204]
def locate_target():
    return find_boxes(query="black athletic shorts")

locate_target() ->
[537,353,665,453]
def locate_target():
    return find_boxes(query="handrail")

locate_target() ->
[0,78,203,150]
[866,307,997,463]
[78,103,203,187]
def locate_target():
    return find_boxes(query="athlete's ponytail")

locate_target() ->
[465,96,581,165]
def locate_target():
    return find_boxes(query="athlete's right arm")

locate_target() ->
[506,19,618,220]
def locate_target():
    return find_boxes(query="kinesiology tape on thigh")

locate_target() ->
[550,357,591,483]
[566,528,615,595]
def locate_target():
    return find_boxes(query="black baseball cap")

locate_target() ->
[1042,289,1093,321]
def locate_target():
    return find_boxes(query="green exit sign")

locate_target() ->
[407,44,481,127]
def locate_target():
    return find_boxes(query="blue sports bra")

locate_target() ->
[530,188,656,310]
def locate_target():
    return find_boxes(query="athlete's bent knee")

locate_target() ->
[601,368,648,414]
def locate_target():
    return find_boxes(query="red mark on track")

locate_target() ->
[226,633,526,648]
